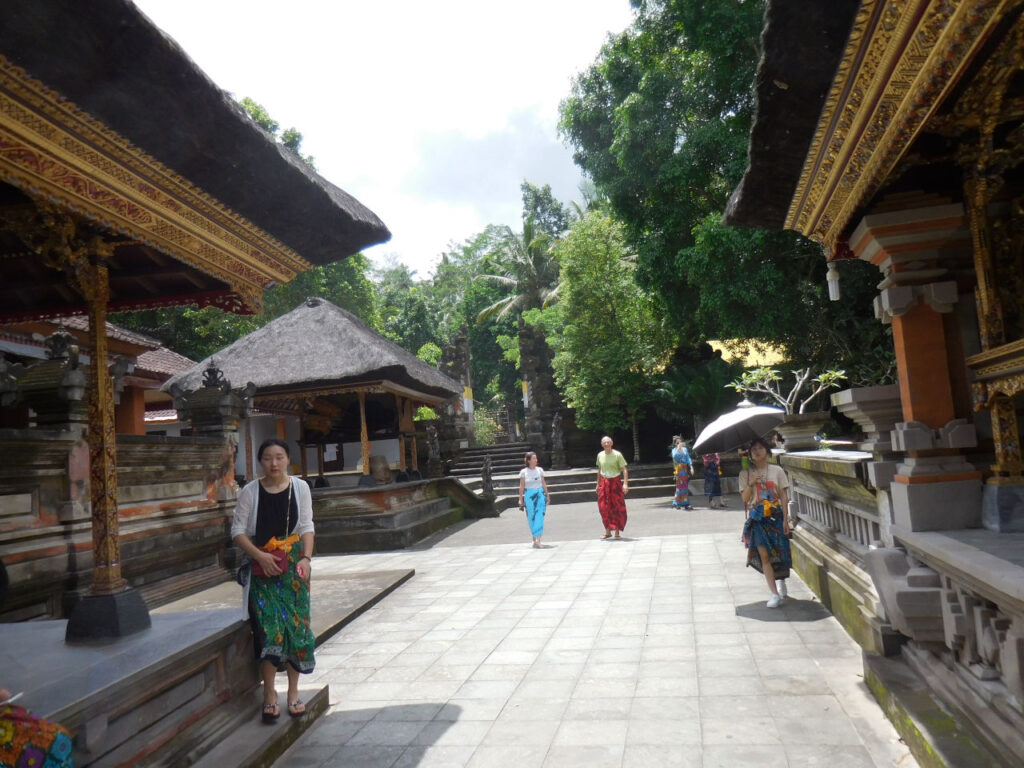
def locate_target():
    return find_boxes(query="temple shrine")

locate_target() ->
[726,1,1024,764]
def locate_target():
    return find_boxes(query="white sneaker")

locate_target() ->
[766,594,782,608]
[776,580,788,598]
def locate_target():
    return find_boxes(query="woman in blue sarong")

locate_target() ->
[518,451,551,548]
[740,436,792,608]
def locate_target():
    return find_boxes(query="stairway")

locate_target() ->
[463,463,685,512]
[450,441,533,477]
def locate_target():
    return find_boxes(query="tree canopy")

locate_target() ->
[559,0,889,370]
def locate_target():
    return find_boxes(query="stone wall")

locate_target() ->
[0,430,235,621]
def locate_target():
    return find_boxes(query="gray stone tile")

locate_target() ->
[783,744,877,767]
[482,717,559,746]
[413,719,492,747]
[349,719,429,746]
[572,677,638,699]
[319,745,404,768]
[760,674,832,695]
[700,716,782,745]
[629,696,700,722]
[453,679,519,700]
[513,677,576,699]
[433,698,508,721]
[635,676,699,698]
[469,663,531,681]
[621,744,702,768]
[279,745,342,768]
[543,744,624,767]
[627,717,701,746]
[701,744,787,768]
[499,695,569,721]
[392,745,477,768]
[553,719,629,746]
[563,697,632,720]
[466,744,547,768]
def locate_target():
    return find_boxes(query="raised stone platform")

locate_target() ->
[2,569,413,766]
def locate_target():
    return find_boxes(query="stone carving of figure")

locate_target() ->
[427,424,441,461]
[551,412,564,451]
[481,454,495,499]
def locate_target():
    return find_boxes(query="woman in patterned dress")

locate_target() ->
[703,452,723,508]
[671,436,694,509]
[232,438,316,723]
[740,436,792,608]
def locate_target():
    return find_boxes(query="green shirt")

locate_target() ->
[596,449,627,478]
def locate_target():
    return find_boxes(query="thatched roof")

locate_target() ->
[0,0,390,263]
[723,0,859,229]
[163,298,462,402]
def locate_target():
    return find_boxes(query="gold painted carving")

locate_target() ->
[0,55,315,311]
[786,0,1019,251]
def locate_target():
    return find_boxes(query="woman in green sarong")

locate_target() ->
[231,438,316,723]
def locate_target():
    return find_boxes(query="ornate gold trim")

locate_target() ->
[0,55,314,311]
[786,0,1019,250]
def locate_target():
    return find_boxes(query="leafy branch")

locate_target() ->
[728,367,846,414]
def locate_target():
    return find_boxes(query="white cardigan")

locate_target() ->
[231,475,315,616]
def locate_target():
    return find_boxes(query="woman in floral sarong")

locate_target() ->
[671,436,693,509]
[703,452,723,508]
[595,436,629,538]
[740,436,791,608]
[232,438,316,723]
[0,687,73,768]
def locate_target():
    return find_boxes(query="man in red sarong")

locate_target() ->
[595,436,629,539]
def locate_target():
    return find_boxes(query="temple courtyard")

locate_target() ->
[273,491,917,768]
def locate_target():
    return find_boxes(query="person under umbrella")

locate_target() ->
[740,436,792,608]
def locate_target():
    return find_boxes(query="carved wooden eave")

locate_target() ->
[0,56,307,315]
[785,0,1024,255]
[257,380,446,416]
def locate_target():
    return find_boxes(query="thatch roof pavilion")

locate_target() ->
[166,298,462,479]
[0,0,390,641]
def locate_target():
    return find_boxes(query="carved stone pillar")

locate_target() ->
[66,256,151,640]
[358,389,370,475]
[850,205,982,532]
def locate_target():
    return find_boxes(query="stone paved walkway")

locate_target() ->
[280,493,917,768]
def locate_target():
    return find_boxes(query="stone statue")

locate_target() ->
[550,411,568,470]
[426,424,441,461]
[480,454,495,499]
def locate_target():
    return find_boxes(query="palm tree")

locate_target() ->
[475,216,561,461]
[474,217,559,322]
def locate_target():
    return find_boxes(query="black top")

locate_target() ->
[253,481,297,548]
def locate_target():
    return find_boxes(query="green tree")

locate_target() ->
[559,0,887,369]
[374,258,440,354]
[240,97,316,169]
[520,181,571,239]
[547,211,675,459]
[475,217,559,323]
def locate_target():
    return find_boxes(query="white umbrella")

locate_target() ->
[692,401,785,455]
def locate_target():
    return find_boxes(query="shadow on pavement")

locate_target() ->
[735,598,832,623]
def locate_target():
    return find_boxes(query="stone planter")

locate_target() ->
[831,385,902,454]
[776,411,831,450]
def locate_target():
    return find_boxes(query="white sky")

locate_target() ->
[132,1,635,278]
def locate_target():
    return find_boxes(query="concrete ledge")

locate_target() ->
[864,652,1012,768]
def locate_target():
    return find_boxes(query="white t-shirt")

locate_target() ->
[738,463,790,503]
[519,466,545,490]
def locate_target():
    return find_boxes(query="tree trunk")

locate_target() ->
[631,410,640,463]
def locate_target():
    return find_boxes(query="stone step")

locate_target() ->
[174,685,329,768]
[315,503,466,553]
